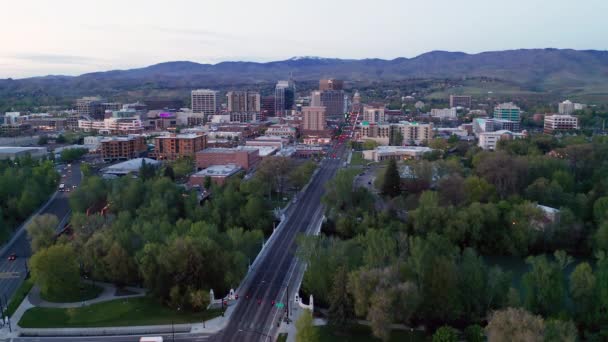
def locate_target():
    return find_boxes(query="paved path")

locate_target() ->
[28,281,145,309]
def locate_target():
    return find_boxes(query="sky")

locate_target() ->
[1,0,607,78]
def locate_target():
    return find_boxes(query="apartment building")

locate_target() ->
[191,89,219,117]
[449,95,472,108]
[78,117,144,135]
[226,91,261,112]
[100,135,147,161]
[430,107,457,119]
[152,133,207,160]
[478,130,525,150]
[362,106,385,124]
[544,114,579,134]
[359,121,433,145]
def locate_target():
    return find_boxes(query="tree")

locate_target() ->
[104,242,137,287]
[437,174,465,206]
[60,148,88,162]
[30,244,81,299]
[593,196,608,225]
[296,311,319,342]
[139,159,156,180]
[432,326,458,342]
[381,159,401,197]
[163,166,175,180]
[390,130,403,146]
[26,214,58,253]
[523,255,566,316]
[255,156,293,197]
[368,291,393,341]
[595,222,608,253]
[486,308,544,342]
[474,151,528,198]
[459,248,487,321]
[463,176,496,203]
[464,325,484,342]
[569,262,596,323]
[544,319,577,342]
[328,265,353,332]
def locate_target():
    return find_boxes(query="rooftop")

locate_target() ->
[0,146,46,153]
[103,158,160,174]
[155,133,203,139]
[375,146,434,153]
[193,164,242,177]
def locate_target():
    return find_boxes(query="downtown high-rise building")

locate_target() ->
[226,91,261,112]
[302,106,327,132]
[319,79,344,91]
[191,89,219,117]
[311,90,345,117]
[274,80,296,117]
[76,97,104,119]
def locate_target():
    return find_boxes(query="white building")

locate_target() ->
[558,100,575,115]
[78,117,144,135]
[362,106,385,124]
[544,114,579,134]
[362,146,434,162]
[478,130,525,150]
[430,107,457,119]
[191,89,219,117]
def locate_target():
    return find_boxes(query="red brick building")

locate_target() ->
[100,135,147,161]
[151,133,207,161]
[196,147,260,171]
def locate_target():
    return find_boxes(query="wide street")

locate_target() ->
[212,142,347,342]
[0,162,81,305]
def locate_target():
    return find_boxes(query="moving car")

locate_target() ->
[8,253,17,261]
[139,337,163,342]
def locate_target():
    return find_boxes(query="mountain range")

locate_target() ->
[1,48,608,109]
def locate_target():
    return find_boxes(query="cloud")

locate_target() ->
[11,54,100,66]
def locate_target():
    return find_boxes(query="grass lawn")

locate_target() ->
[41,283,104,303]
[350,151,366,166]
[277,333,288,342]
[318,324,430,342]
[7,278,34,316]
[19,296,222,328]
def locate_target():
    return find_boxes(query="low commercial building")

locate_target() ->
[152,133,207,160]
[102,158,160,177]
[100,135,147,161]
[196,147,261,171]
[544,114,579,134]
[478,130,525,150]
[188,164,242,187]
[0,146,47,160]
[362,146,434,162]
[265,124,297,138]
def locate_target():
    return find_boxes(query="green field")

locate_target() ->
[7,278,34,316]
[19,296,222,328]
[350,151,366,166]
[42,283,104,303]
[318,324,430,342]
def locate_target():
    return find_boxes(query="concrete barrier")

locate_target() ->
[20,324,192,337]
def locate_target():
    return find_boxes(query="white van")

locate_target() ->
[59,183,65,192]
[139,337,163,342]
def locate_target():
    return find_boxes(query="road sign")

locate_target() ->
[275,302,284,309]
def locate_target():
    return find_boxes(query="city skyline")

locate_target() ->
[2,0,608,78]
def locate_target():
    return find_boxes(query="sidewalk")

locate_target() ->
[28,281,145,309]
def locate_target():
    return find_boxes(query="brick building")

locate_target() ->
[100,135,147,161]
[196,147,260,171]
[152,133,207,160]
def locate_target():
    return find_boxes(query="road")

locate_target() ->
[0,162,81,305]
[212,142,347,342]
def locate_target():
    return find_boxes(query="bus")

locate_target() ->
[139,337,163,342]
